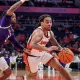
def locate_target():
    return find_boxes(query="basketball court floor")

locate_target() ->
[8,69,80,80]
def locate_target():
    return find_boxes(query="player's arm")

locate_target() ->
[7,0,29,16]
[0,0,29,27]
[50,31,62,50]
[30,29,56,53]
[8,35,30,54]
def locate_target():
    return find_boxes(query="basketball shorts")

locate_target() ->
[28,51,53,73]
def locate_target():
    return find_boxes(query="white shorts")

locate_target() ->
[28,51,53,73]
[0,57,9,71]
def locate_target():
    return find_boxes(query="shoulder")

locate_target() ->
[2,14,11,19]
[0,14,12,27]
[50,30,54,36]
[32,28,43,37]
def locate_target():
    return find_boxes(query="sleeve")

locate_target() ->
[8,34,24,52]
[0,15,11,27]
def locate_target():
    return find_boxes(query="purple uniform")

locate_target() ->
[0,15,24,51]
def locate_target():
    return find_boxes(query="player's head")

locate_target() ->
[11,13,16,24]
[38,14,52,31]
[1,11,16,24]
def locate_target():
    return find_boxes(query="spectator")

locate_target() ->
[16,54,25,70]
[10,52,17,70]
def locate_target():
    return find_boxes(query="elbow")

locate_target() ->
[6,9,13,16]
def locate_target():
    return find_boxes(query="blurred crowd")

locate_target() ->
[0,0,80,70]
[0,0,79,8]
[1,13,80,54]
[0,13,80,70]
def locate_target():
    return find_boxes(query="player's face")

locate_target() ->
[11,13,16,24]
[41,17,52,31]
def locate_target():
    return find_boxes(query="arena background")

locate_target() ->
[0,0,80,80]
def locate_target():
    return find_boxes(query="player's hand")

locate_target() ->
[61,47,69,53]
[23,48,31,55]
[57,47,63,51]
[48,46,59,53]
[20,0,29,3]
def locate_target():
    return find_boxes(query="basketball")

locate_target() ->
[58,48,74,64]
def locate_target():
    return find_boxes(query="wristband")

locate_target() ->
[57,47,61,51]
[20,0,25,3]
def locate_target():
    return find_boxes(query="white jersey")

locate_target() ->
[26,27,53,73]
[27,26,51,56]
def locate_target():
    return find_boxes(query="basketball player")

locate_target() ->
[0,0,30,79]
[25,14,72,80]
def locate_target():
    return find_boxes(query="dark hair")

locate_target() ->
[36,14,51,27]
